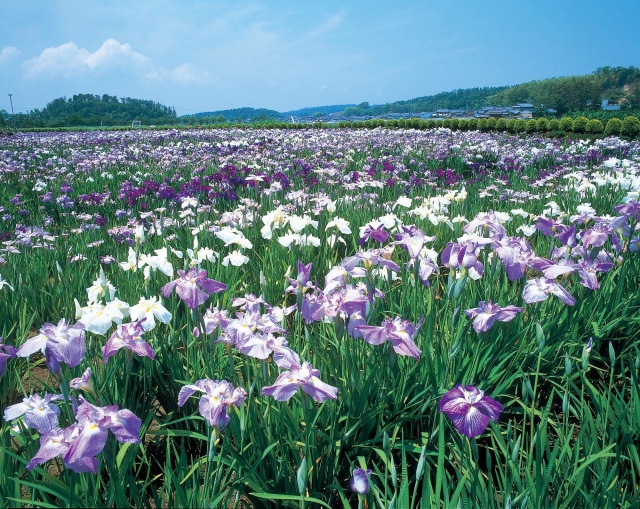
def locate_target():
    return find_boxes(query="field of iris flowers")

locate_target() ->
[0,127,639,508]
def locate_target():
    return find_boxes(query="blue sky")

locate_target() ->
[1,0,639,115]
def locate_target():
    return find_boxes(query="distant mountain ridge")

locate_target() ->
[3,67,639,128]
[191,104,355,121]
[190,66,639,119]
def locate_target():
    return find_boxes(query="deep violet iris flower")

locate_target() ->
[465,301,523,333]
[0,337,17,376]
[161,268,226,310]
[439,384,503,438]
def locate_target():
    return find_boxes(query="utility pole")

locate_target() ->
[8,93,14,127]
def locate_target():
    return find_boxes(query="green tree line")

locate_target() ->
[343,87,509,117]
[1,94,178,128]
[486,66,640,114]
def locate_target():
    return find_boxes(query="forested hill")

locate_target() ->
[281,104,356,117]
[343,87,509,117]
[192,104,355,121]
[10,94,178,127]
[193,107,282,122]
[344,67,640,117]
[486,66,640,114]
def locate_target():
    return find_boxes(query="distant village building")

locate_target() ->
[601,99,620,111]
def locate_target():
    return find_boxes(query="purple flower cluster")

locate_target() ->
[4,391,141,474]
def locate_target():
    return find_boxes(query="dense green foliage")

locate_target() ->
[193,107,283,122]
[1,94,178,128]
[0,129,639,507]
[343,87,509,117]
[282,104,356,117]
[487,66,640,114]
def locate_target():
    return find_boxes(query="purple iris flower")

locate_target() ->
[62,420,110,474]
[522,278,576,306]
[16,319,86,374]
[74,398,142,445]
[285,261,315,296]
[301,292,326,324]
[178,379,247,430]
[26,427,74,471]
[465,301,523,333]
[69,367,93,392]
[441,240,485,278]
[412,257,439,287]
[323,286,369,321]
[202,307,230,335]
[342,250,400,274]
[355,316,423,359]
[0,337,17,376]
[534,216,564,237]
[581,223,621,251]
[575,256,614,291]
[350,467,372,494]
[439,384,503,438]
[528,257,577,279]
[230,293,266,313]
[392,226,435,259]
[262,361,338,403]
[463,211,507,239]
[25,397,141,474]
[492,236,534,281]
[102,320,155,363]
[4,393,63,434]
[236,332,300,369]
[614,201,640,220]
[161,268,226,310]
[555,224,578,248]
[359,222,390,245]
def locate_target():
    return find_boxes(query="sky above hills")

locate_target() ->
[2,0,640,116]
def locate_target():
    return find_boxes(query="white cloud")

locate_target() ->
[0,46,21,65]
[23,39,148,79]
[84,39,148,69]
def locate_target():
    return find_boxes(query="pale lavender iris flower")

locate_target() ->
[161,268,226,309]
[25,397,141,474]
[522,278,576,306]
[69,367,93,392]
[439,384,503,438]
[465,301,523,333]
[262,362,337,403]
[16,319,86,374]
[350,467,372,494]
[178,379,247,430]
[355,316,423,359]
[102,320,155,363]
[4,393,63,434]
